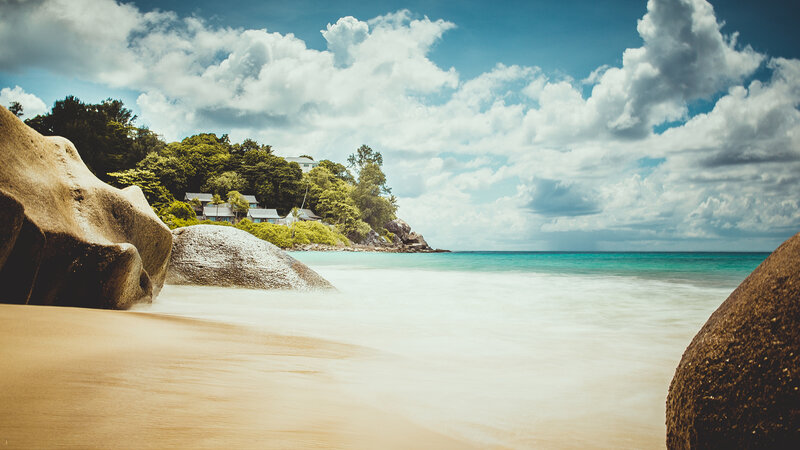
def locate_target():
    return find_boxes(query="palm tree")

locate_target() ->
[290,207,300,239]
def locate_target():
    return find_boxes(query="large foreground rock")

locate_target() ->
[0,107,172,309]
[666,232,800,448]
[167,225,333,290]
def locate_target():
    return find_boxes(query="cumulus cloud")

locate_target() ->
[322,16,369,67]
[0,86,47,118]
[2,0,798,249]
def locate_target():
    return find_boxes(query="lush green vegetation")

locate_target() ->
[24,96,397,247]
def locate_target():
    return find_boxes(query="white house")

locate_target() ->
[281,208,322,225]
[285,156,319,173]
[248,208,281,224]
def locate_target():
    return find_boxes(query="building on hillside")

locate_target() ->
[185,192,259,209]
[248,208,282,224]
[241,194,259,208]
[184,192,214,206]
[282,208,322,225]
[286,156,319,173]
[298,209,322,221]
[203,203,235,223]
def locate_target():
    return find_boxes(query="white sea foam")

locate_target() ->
[137,261,734,449]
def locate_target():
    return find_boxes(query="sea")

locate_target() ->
[139,251,768,449]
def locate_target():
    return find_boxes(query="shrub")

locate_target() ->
[167,217,349,249]
[237,220,293,248]
[291,221,349,247]
[161,201,197,220]
[162,216,200,229]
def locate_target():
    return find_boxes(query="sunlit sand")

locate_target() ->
[0,304,473,449]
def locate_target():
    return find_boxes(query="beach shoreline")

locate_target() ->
[0,303,473,449]
[290,243,450,253]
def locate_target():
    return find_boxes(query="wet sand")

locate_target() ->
[0,304,474,449]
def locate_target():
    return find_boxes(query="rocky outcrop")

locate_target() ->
[384,218,439,252]
[385,219,412,242]
[360,229,388,247]
[0,107,172,309]
[167,225,333,290]
[666,232,800,448]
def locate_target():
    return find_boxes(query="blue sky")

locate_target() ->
[1,0,799,250]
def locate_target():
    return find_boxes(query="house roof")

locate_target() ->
[203,203,234,217]
[285,157,317,165]
[248,208,281,219]
[186,192,258,204]
[185,192,213,202]
[298,208,321,220]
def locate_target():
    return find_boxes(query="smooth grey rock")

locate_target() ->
[167,225,333,290]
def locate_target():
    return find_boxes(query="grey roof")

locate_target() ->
[248,208,281,219]
[185,192,213,202]
[187,192,258,204]
[285,157,317,164]
[203,203,234,217]
[298,208,321,220]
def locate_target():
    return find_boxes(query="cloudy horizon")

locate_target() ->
[1,0,798,251]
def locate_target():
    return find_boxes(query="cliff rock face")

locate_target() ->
[167,225,334,290]
[360,229,388,247]
[666,232,800,448]
[0,107,172,309]
[385,219,434,252]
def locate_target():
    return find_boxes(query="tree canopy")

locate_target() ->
[26,95,400,245]
[25,96,160,180]
[8,102,23,117]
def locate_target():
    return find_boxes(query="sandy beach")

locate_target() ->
[0,304,474,449]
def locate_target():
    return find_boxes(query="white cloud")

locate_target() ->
[2,0,798,249]
[322,16,369,67]
[0,86,47,118]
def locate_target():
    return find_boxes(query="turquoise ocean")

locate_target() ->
[140,251,768,449]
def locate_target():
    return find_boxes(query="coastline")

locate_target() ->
[291,243,450,253]
[0,304,473,449]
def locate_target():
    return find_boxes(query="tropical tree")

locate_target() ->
[351,162,397,231]
[211,193,224,219]
[25,96,161,179]
[289,207,301,239]
[165,133,231,191]
[205,171,247,195]
[188,197,203,214]
[318,159,354,183]
[106,168,174,210]
[238,149,303,214]
[136,152,194,197]
[230,138,271,155]
[347,144,383,174]
[8,101,23,117]
[160,201,196,220]
[227,190,250,222]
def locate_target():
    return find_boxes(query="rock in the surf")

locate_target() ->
[167,225,334,290]
[666,231,800,448]
[0,106,172,309]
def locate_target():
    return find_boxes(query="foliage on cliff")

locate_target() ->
[27,96,397,246]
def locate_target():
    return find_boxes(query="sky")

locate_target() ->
[1,0,799,251]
